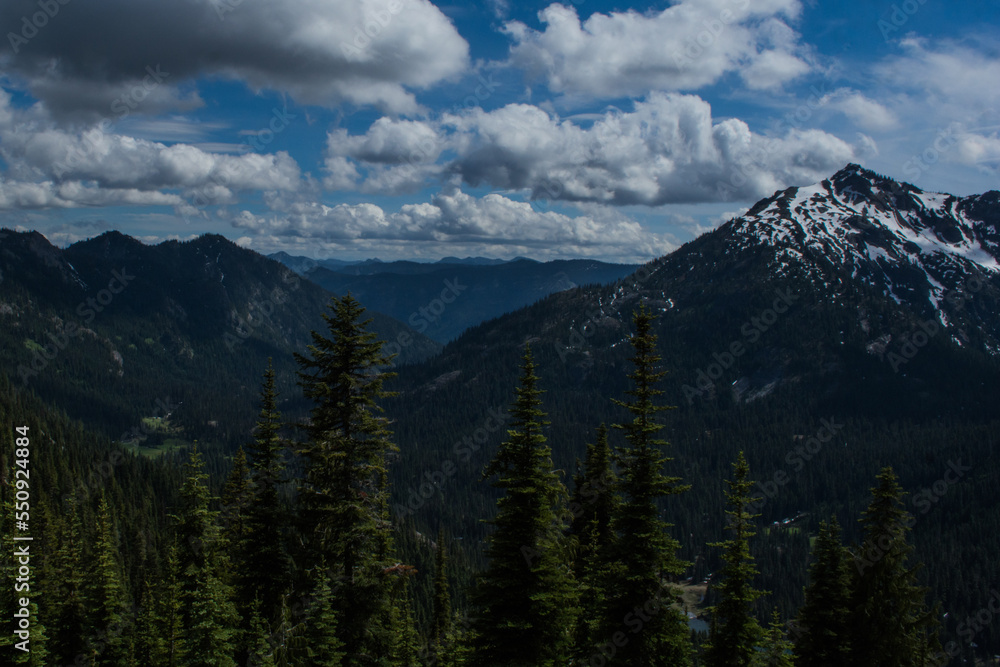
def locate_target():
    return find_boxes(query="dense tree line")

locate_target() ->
[1,296,991,665]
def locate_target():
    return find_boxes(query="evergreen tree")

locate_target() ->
[244,360,290,621]
[601,305,691,666]
[42,499,88,663]
[431,528,453,658]
[569,424,619,662]
[793,517,851,666]
[87,493,133,665]
[470,347,577,666]
[753,611,794,667]
[294,293,401,661]
[175,447,239,667]
[298,571,345,667]
[849,467,941,666]
[704,451,764,667]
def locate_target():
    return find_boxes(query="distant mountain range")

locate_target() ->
[0,231,440,441]
[269,254,640,342]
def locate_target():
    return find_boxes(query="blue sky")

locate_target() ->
[0,0,997,262]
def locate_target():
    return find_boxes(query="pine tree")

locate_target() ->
[42,499,88,663]
[793,517,851,666]
[704,451,764,667]
[470,347,578,666]
[244,360,290,621]
[175,447,239,667]
[569,424,619,662]
[298,570,345,667]
[294,293,401,661]
[601,305,691,666]
[849,467,941,666]
[431,528,453,658]
[753,611,793,667]
[87,493,133,665]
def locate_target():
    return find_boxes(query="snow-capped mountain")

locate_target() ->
[724,164,1000,351]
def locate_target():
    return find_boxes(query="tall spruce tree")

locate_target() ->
[294,293,401,662]
[470,346,577,667]
[849,467,941,666]
[175,447,239,667]
[569,424,619,662]
[793,517,851,666]
[601,305,691,666]
[753,611,794,667]
[87,493,133,665]
[244,360,290,621]
[703,451,764,667]
[431,528,453,659]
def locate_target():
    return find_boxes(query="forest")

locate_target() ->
[1,293,973,666]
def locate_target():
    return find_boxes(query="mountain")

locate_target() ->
[289,258,640,342]
[381,164,1000,652]
[0,230,440,443]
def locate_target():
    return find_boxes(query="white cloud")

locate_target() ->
[0,0,469,117]
[326,93,857,205]
[822,89,897,131]
[231,186,674,262]
[0,179,184,210]
[503,0,810,99]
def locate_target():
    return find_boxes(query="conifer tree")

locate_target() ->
[569,424,618,662]
[753,611,793,667]
[849,467,941,666]
[470,347,577,667]
[175,447,239,667]
[298,571,345,667]
[602,305,691,666]
[294,293,401,661]
[42,499,88,663]
[431,528,453,658]
[704,451,764,667]
[793,517,851,666]
[244,360,290,621]
[87,493,133,664]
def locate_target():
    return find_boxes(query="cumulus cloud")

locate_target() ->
[230,186,674,262]
[0,87,305,212]
[503,0,810,99]
[822,89,897,131]
[325,93,857,205]
[0,0,469,117]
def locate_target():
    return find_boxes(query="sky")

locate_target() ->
[0,0,997,263]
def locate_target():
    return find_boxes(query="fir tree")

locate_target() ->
[296,569,345,667]
[175,448,239,667]
[294,293,401,661]
[244,360,291,621]
[753,611,794,667]
[87,493,133,665]
[849,467,941,666]
[704,452,764,667]
[431,528,453,658]
[793,517,851,666]
[470,347,578,667]
[602,305,691,666]
[569,424,619,662]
